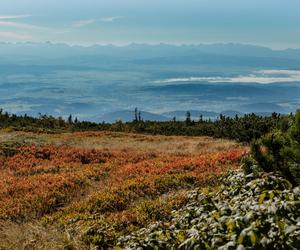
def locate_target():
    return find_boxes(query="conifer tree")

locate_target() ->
[185,111,191,125]
[134,108,138,122]
[68,114,73,124]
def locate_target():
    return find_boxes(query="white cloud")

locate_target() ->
[0,31,32,40]
[154,70,300,85]
[154,77,224,84]
[71,16,123,28]
[0,15,41,32]
[257,70,300,76]
[100,16,123,22]
[0,15,31,20]
[72,19,96,28]
[0,21,43,30]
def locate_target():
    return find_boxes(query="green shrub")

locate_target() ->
[0,141,23,157]
[250,110,300,185]
[241,155,261,176]
[118,171,300,249]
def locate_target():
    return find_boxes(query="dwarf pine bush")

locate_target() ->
[250,110,300,185]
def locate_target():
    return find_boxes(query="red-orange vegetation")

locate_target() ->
[0,140,248,222]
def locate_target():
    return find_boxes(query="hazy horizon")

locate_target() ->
[1,41,300,51]
[1,0,300,49]
[1,1,300,122]
[0,42,300,122]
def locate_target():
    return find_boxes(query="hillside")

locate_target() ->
[0,112,299,249]
[0,130,246,249]
[1,1,300,249]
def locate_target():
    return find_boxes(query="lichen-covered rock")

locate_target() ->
[118,171,300,249]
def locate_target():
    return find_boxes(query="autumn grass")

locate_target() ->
[0,130,248,249]
[0,130,239,154]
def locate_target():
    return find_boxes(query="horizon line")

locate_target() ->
[0,41,299,51]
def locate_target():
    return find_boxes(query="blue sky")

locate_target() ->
[0,0,299,48]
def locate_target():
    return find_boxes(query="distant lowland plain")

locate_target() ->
[1,42,300,122]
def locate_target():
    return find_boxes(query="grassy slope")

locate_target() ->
[0,130,247,249]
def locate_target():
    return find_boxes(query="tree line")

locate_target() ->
[0,108,295,143]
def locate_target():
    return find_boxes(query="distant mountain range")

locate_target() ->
[0,42,300,65]
[0,42,299,121]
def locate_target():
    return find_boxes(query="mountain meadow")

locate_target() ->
[1,1,300,249]
[0,111,299,249]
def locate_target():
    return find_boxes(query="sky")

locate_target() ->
[0,0,300,49]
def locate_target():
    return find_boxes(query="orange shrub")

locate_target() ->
[0,141,248,222]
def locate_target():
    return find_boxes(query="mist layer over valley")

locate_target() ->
[1,42,300,122]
